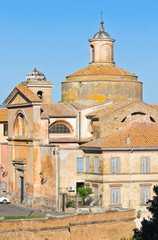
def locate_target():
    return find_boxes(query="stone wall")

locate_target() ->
[0,209,135,240]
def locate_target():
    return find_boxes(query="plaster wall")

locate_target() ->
[62,80,142,105]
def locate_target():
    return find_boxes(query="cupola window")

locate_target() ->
[90,45,95,62]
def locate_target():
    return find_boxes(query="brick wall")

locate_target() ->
[0,209,135,240]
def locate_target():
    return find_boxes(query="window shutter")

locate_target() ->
[141,157,149,173]
[2,181,6,192]
[112,158,119,173]
[111,188,120,205]
[94,187,98,204]
[86,157,89,173]
[142,188,149,204]
[76,157,84,172]
[94,157,98,173]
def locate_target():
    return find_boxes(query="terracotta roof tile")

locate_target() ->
[150,104,158,109]
[17,84,42,102]
[87,100,137,118]
[67,100,110,111]
[67,64,137,78]
[41,103,77,118]
[0,108,8,121]
[82,122,158,149]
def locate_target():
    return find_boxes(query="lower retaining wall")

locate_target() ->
[0,209,135,240]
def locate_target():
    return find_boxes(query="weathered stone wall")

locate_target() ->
[93,101,158,139]
[62,79,142,105]
[0,210,135,240]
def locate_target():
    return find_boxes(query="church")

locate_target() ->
[0,20,158,221]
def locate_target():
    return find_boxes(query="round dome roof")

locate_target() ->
[93,20,111,39]
[25,68,46,81]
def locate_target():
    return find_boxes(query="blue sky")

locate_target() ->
[0,0,158,104]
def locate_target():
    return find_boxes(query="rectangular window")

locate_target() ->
[94,187,98,205]
[3,124,8,136]
[1,181,6,192]
[111,188,120,205]
[86,156,90,173]
[141,187,150,204]
[94,157,99,173]
[141,157,149,173]
[76,157,84,172]
[111,157,119,174]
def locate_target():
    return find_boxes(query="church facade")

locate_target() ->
[0,20,158,221]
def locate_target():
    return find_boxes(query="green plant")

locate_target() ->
[77,187,93,205]
[134,185,158,239]
[66,199,75,208]
[4,215,45,220]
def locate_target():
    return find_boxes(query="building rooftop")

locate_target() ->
[17,84,42,102]
[41,103,77,119]
[67,64,137,78]
[0,108,8,122]
[86,100,137,119]
[25,68,47,82]
[82,122,158,149]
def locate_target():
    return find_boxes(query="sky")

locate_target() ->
[0,0,158,105]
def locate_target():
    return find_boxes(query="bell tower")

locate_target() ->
[89,20,115,65]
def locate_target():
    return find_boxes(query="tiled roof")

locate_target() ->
[41,103,77,118]
[87,100,137,118]
[17,84,42,102]
[67,100,110,111]
[67,64,137,77]
[82,122,158,149]
[150,104,158,109]
[0,108,8,121]
[49,137,78,143]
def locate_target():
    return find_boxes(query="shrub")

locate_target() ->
[77,187,93,205]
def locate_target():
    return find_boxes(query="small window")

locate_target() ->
[4,124,8,136]
[141,187,150,204]
[111,158,119,174]
[76,157,84,172]
[1,181,6,192]
[91,45,95,62]
[141,157,149,173]
[94,157,99,173]
[86,156,90,173]
[37,91,43,99]
[94,187,98,205]
[111,188,120,205]
[49,123,71,134]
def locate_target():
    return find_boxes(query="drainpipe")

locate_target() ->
[78,111,81,141]
[129,149,133,209]
[55,147,59,212]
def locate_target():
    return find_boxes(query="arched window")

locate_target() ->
[49,123,71,134]
[14,113,28,137]
[37,91,43,99]
[90,45,95,62]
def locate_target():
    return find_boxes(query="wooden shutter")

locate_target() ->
[76,157,84,172]
[141,157,149,173]
[112,158,119,173]
[111,188,120,205]
[94,187,98,204]
[94,157,98,173]
[86,157,89,173]
[142,188,149,204]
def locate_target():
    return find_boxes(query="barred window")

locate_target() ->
[49,123,71,134]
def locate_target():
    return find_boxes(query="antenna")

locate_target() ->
[101,10,103,21]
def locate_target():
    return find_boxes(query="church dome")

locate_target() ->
[93,20,111,39]
[25,68,46,81]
